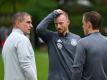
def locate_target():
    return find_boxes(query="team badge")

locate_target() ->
[57,39,62,49]
[71,39,77,46]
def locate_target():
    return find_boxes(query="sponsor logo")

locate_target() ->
[57,39,62,49]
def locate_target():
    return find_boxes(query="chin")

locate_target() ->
[24,32,30,35]
[27,31,30,34]
[58,32,62,34]
[58,30,62,33]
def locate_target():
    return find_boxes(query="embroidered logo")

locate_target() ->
[57,39,62,49]
[71,39,77,46]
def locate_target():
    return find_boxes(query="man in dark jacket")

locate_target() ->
[36,9,81,80]
[71,11,107,80]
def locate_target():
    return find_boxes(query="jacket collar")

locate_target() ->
[12,28,24,35]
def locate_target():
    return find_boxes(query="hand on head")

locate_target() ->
[54,9,64,14]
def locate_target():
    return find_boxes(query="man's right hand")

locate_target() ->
[54,9,64,14]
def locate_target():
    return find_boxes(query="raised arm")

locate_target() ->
[36,9,64,42]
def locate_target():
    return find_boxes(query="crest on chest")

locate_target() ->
[56,38,77,49]
[70,39,77,46]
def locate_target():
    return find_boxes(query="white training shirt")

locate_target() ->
[2,28,37,80]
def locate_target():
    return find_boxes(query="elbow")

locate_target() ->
[36,25,40,32]
[36,24,42,33]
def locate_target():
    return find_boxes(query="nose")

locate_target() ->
[57,24,61,29]
[30,23,33,28]
[57,24,60,28]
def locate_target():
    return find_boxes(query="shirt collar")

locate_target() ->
[12,28,24,35]
[58,32,70,37]
[86,32,100,37]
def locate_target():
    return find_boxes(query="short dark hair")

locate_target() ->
[12,12,31,26]
[83,11,102,29]
[54,11,70,23]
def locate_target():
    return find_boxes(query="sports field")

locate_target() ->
[0,50,48,80]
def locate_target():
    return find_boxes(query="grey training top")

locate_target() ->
[72,32,107,80]
[36,11,81,80]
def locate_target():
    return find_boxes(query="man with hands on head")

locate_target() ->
[36,9,81,80]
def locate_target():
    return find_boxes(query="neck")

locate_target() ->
[88,29,99,34]
[59,30,69,37]
[63,30,69,36]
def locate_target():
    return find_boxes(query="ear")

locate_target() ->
[87,21,92,29]
[15,20,20,28]
[68,19,70,25]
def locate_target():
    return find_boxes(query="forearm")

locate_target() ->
[71,42,86,80]
[21,63,37,80]
[36,11,59,32]
[71,65,82,80]
[17,40,37,80]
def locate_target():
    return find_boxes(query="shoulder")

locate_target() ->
[11,31,29,43]
[77,36,91,48]
[69,32,81,39]
[101,34,107,40]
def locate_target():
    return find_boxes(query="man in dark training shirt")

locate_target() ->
[71,11,107,80]
[36,9,80,80]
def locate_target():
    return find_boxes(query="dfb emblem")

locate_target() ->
[71,39,77,46]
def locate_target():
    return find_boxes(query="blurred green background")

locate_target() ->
[0,0,107,80]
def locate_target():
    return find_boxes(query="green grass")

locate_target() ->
[36,51,49,80]
[0,53,4,80]
[0,50,49,80]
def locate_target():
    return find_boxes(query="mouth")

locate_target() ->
[27,29,31,33]
[57,29,62,33]
[28,29,31,31]
[57,28,61,31]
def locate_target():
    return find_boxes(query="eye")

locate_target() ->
[59,22,63,25]
[26,21,32,24]
[55,23,58,26]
